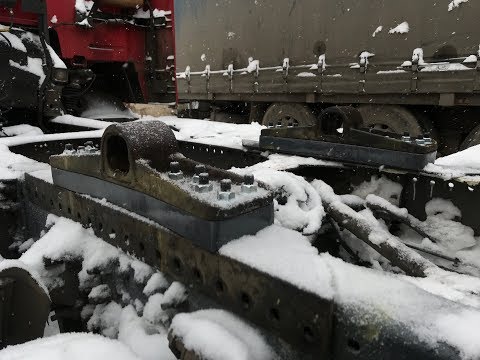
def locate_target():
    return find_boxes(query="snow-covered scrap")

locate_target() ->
[14,216,180,359]
[220,224,480,359]
[313,180,436,277]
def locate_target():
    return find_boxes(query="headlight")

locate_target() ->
[52,68,68,84]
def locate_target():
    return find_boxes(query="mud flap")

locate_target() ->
[0,265,50,348]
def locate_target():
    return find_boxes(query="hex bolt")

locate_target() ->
[244,174,255,185]
[401,132,411,143]
[168,161,183,180]
[415,135,425,145]
[170,161,180,173]
[193,164,206,184]
[220,179,232,192]
[195,165,206,175]
[199,172,209,185]
[424,132,433,145]
[65,143,73,151]
[242,174,257,194]
[85,141,94,148]
[194,172,213,193]
[218,179,235,201]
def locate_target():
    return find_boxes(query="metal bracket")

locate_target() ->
[282,58,290,80]
[205,65,211,93]
[228,64,234,93]
[410,50,420,92]
[184,66,191,93]
[359,54,368,74]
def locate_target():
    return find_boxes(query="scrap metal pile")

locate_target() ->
[1,112,480,359]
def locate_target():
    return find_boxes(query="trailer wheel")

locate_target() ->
[318,106,364,135]
[357,105,428,136]
[460,124,480,150]
[262,103,317,127]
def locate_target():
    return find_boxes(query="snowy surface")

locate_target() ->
[153,116,264,149]
[3,116,480,358]
[1,333,141,360]
[0,215,272,360]
[133,9,171,19]
[0,129,103,147]
[448,0,469,11]
[388,21,409,34]
[171,310,274,360]
[221,225,480,359]
[80,98,136,120]
[15,216,178,360]
[51,114,113,129]
[9,58,45,86]
[435,144,480,172]
[0,144,49,181]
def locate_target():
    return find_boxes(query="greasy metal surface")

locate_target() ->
[23,174,333,356]
[9,138,264,170]
[101,121,178,174]
[261,123,437,154]
[0,267,50,348]
[51,122,272,221]
[259,106,436,170]
[175,0,480,106]
[50,152,272,221]
[259,136,436,171]
[52,167,273,252]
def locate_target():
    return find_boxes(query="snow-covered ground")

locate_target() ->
[2,115,480,359]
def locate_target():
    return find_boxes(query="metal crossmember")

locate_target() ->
[23,173,333,356]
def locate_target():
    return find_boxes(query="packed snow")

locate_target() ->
[372,26,383,37]
[1,333,142,360]
[171,310,274,360]
[133,9,170,19]
[389,21,410,34]
[75,0,94,15]
[0,32,27,52]
[448,0,469,11]
[9,58,46,86]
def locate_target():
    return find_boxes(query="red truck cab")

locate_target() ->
[0,0,175,120]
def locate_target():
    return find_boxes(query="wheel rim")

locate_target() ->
[267,115,301,128]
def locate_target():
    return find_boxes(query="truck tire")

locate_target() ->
[460,124,480,150]
[262,103,317,127]
[357,105,427,136]
[318,106,364,135]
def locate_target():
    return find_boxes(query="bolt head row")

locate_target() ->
[64,142,98,153]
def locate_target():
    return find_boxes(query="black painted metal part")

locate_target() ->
[259,107,437,170]
[0,266,50,349]
[50,121,274,252]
